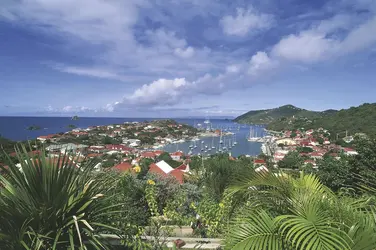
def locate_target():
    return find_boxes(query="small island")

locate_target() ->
[27,125,41,131]
[71,116,79,120]
[67,124,77,129]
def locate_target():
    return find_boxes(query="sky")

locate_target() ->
[1,0,376,118]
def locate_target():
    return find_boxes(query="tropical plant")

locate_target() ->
[225,170,376,250]
[0,146,121,249]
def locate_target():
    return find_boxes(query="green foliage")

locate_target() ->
[102,136,121,145]
[277,151,304,169]
[0,146,121,249]
[157,152,172,162]
[267,103,376,138]
[225,171,376,250]
[314,156,352,192]
[296,146,313,153]
[234,105,333,125]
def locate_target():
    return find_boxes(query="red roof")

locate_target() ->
[175,164,188,171]
[343,148,355,152]
[153,150,164,156]
[169,169,184,184]
[170,151,184,156]
[310,152,323,157]
[149,163,168,176]
[254,159,266,164]
[112,162,132,172]
[141,152,156,158]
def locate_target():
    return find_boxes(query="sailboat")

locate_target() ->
[219,130,223,144]
[228,138,232,150]
[211,137,215,149]
[247,126,261,142]
[233,134,237,146]
[194,140,197,149]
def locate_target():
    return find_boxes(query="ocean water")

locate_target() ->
[0,116,264,157]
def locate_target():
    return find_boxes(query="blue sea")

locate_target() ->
[0,116,264,157]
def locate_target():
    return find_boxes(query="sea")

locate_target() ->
[0,116,264,157]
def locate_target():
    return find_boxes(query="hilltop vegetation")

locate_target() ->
[234,104,335,124]
[267,103,376,138]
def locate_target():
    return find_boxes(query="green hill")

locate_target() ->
[234,105,332,124]
[267,103,376,138]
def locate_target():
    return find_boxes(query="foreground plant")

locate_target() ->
[0,146,121,249]
[225,171,376,250]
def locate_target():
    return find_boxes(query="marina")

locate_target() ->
[161,119,266,157]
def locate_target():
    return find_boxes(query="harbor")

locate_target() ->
[161,118,266,157]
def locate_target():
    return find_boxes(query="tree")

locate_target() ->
[0,146,121,249]
[226,171,376,250]
[277,151,303,169]
[157,152,172,162]
[139,157,154,178]
[315,156,352,192]
[296,146,313,153]
[290,131,297,138]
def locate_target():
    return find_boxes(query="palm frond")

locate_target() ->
[225,209,284,250]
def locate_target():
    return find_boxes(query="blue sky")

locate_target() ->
[1,0,376,117]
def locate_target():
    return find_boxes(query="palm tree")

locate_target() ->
[225,170,376,250]
[0,146,121,249]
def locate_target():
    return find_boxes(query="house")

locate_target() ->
[149,160,185,184]
[89,145,105,153]
[112,162,133,172]
[306,129,314,135]
[153,150,164,157]
[343,148,358,155]
[37,134,55,142]
[276,138,295,146]
[105,144,133,153]
[254,159,266,165]
[170,151,184,161]
[255,165,268,172]
[140,151,156,159]
[310,152,324,159]
[304,159,317,167]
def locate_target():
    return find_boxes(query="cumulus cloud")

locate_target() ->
[272,31,336,62]
[220,7,273,36]
[271,15,376,63]
[248,52,277,75]
[127,78,192,106]
[174,47,195,58]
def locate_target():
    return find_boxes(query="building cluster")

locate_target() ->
[36,120,197,149]
[271,128,358,167]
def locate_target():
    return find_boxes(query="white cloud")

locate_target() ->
[220,7,273,36]
[338,16,376,54]
[174,47,195,58]
[248,51,277,75]
[272,31,335,62]
[127,78,192,106]
[53,65,124,80]
[226,64,242,73]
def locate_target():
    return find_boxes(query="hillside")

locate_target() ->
[267,103,376,138]
[234,105,333,124]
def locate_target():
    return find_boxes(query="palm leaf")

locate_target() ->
[226,209,284,250]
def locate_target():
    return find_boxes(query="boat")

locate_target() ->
[247,126,262,142]
[219,130,223,144]
[194,140,197,149]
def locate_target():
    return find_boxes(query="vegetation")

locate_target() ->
[0,146,121,249]
[234,104,336,124]
[26,125,41,130]
[2,137,376,249]
[267,103,376,138]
